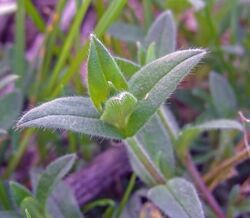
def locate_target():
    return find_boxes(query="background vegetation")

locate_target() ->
[0,0,250,217]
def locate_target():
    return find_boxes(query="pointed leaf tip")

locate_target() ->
[35,154,77,208]
[126,49,206,136]
[88,35,128,111]
[148,178,205,218]
[16,97,124,139]
[145,10,177,57]
[209,71,237,116]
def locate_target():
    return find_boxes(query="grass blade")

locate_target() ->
[24,0,46,32]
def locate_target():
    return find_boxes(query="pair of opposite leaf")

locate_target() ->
[88,35,137,131]
[17,35,206,139]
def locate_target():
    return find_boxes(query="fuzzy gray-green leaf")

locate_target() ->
[88,35,128,111]
[87,36,110,112]
[209,72,237,117]
[17,97,124,139]
[148,178,204,218]
[145,10,176,58]
[126,49,206,136]
[21,197,44,218]
[9,181,32,207]
[47,182,84,218]
[35,154,76,209]
[129,49,206,100]
[108,22,144,42]
[115,57,140,80]
[18,97,99,124]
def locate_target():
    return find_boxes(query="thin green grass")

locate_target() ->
[14,0,26,81]
[24,0,46,32]
[50,0,128,98]
[44,0,92,96]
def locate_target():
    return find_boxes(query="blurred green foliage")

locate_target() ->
[0,0,250,217]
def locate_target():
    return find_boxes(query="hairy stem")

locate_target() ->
[126,136,166,185]
[157,106,177,142]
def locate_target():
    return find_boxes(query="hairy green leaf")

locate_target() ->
[88,36,110,111]
[101,92,137,130]
[35,154,76,209]
[129,49,205,99]
[47,182,84,218]
[9,181,32,207]
[18,115,123,139]
[115,57,140,80]
[209,72,237,117]
[108,22,144,42]
[148,178,204,218]
[17,97,124,139]
[92,36,128,89]
[88,35,127,111]
[21,197,44,218]
[18,97,99,124]
[126,49,206,136]
[145,10,176,57]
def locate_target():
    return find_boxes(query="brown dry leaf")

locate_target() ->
[208,168,238,191]
[139,202,164,218]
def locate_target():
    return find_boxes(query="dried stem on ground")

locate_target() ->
[185,153,226,218]
[65,144,131,205]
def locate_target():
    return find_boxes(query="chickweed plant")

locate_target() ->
[14,11,244,218]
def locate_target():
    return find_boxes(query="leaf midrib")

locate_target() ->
[165,183,193,218]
